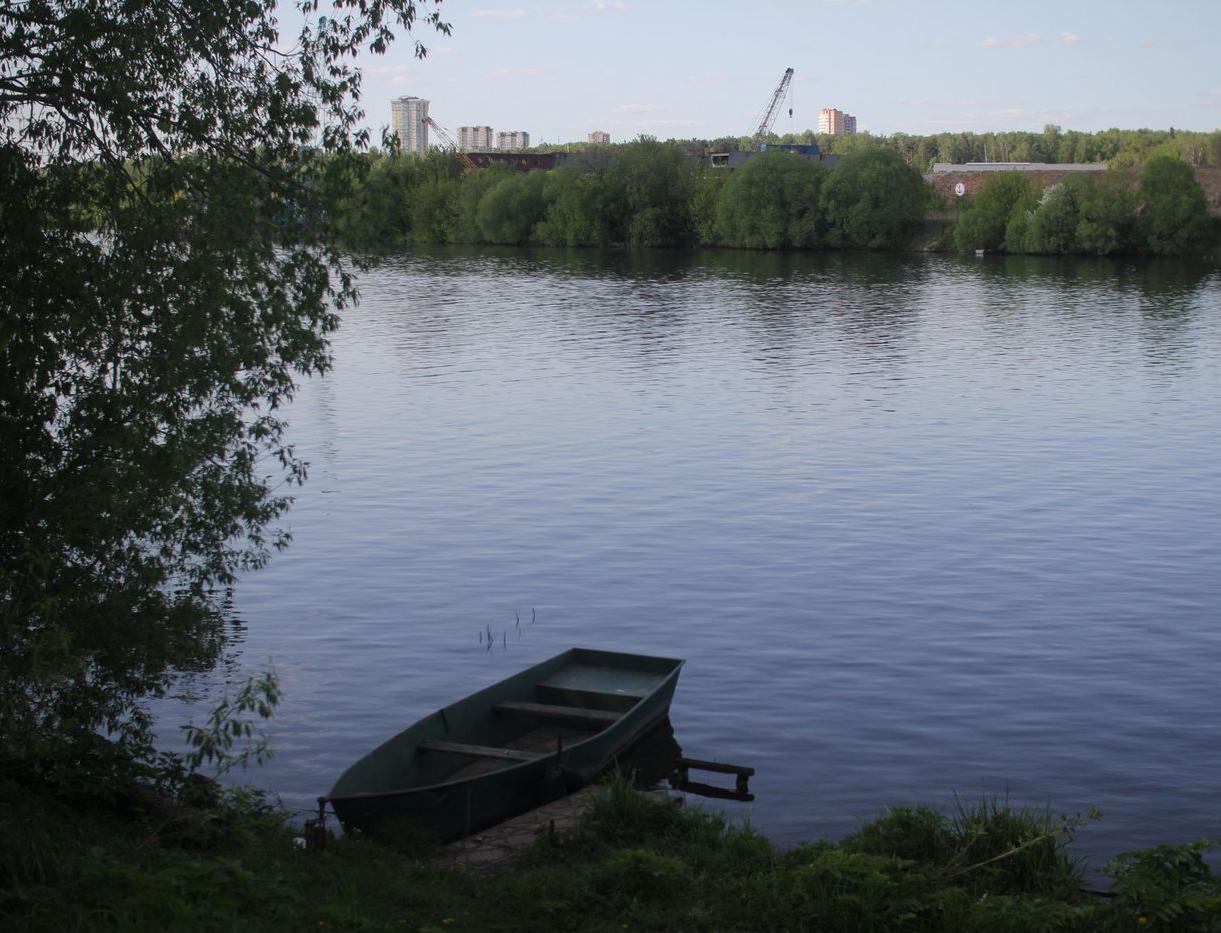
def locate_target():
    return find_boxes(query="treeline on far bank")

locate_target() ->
[333,141,933,252]
[543,124,1221,172]
[331,142,1217,258]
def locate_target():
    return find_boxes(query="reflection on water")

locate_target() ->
[162,249,1221,872]
[616,718,684,791]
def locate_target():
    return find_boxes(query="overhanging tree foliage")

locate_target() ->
[0,0,448,765]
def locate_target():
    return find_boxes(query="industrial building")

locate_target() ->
[588,131,610,144]
[390,96,429,154]
[711,145,838,170]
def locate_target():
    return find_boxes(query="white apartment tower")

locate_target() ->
[458,126,495,150]
[390,96,430,154]
[497,130,530,150]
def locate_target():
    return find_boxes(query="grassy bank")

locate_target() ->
[3,776,1220,931]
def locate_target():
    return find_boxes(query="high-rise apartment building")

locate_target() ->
[458,126,495,151]
[390,96,429,154]
[497,130,530,150]
[818,108,857,136]
[588,131,610,144]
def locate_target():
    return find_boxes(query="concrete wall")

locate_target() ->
[932,162,1107,173]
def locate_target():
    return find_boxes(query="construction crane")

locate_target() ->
[423,117,477,171]
[751,67,794,146]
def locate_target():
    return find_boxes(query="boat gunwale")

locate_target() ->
[324,647,683,804]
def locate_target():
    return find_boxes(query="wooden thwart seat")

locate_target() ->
[418,740,543,762]
[494,700,621,728]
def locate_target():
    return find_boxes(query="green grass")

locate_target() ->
[2,773,1219,931]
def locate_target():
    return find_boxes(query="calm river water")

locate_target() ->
[173,248,1221,869]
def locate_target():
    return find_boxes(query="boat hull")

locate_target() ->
[326,647,683,841]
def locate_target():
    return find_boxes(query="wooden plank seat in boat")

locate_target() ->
[418,740,543,762]
[494,700,621,727]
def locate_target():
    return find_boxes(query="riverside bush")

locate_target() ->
[1075,172,1139,255]
[952,159,1213,257]
[334,141,931,252]
[8,773,1221,931]
[819,148,933,250]
[1024,182,1082,255]
[953,173,1036,252]
[333,148,1215,257]
[476,172,547,244]
[1139,156,1213,256]
[715,149,829,249]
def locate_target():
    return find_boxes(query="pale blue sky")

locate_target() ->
[352,0,1221,143]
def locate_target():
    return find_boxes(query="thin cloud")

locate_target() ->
[1143,38,1192,50]
[472,8,528,19]
[614,103,661,113]
[636,119,703,129]
[892,96,981,112]
[982,33,1043,49]
[687,71,772,87]
[609,118,703,130]
[365,64,416,78]
[491,66,550,78]
[364,64,422,87]
[1057,32,1085,46]
[986,107,1038,119]
[1200,90,1221,109]
[892,119,975,131]
[529,1,626,20]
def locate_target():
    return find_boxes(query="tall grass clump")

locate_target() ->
[842,795,1090,898]
[578,770,722,851]
[945,794,1092,898]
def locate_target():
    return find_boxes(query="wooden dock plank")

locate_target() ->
[676,756,755,777]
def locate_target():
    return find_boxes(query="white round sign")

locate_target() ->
[954,182,966,197]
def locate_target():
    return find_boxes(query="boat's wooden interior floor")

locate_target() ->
[446,725,597,781]
[539,662,667,697]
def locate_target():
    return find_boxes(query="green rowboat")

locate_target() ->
[323,647,684,841]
